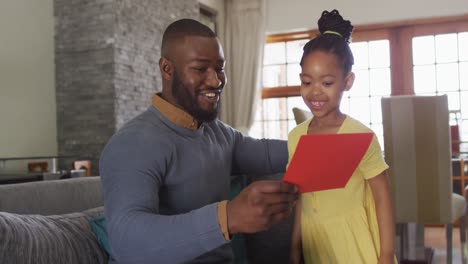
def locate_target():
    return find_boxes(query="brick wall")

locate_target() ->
[55,0,199,174]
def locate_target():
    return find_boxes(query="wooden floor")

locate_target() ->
[426,226,461,248]
[425,226,464,264]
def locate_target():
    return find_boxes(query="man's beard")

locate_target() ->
[171,71,219,122]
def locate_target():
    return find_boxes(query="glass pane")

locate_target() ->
[350,69,370,96]
[263,65,286,87]
[370,96,383,124]
[254,100,262,120]
[263,121,279,139]
[340,95,351,114]
[287,64,301,86]
[370,124,385,148]
[350,42,369,70]
[279,120,289,139]
[443,91,461,111]
[435,33,458,63]
[263,121,287,140]
[436,63,459,92]
[461,91,468,119]
[287,96,308,119]
[286,39,308,63]
[263,42,286,65]
[460,62,468,92]
[288,120,297,133]
[449,110,460,126]
[369,40,390,68]
[412,36,435,65]
[461,125,468,153]
[349,96,371,124]
[413,65,436,94]
[459,32,468,61]
[263,98,287,120]
[369,68,391,96]
[249,121,263,138]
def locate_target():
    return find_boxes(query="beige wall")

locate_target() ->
[0,0,57,160]
[266,0,468,33]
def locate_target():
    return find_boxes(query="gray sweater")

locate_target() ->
[100,106,287,264]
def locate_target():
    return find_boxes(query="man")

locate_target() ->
[100,18,298,264]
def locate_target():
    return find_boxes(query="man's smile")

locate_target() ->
[198,89,222,103]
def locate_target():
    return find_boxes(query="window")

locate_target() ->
[250,36,310,139]
[251,15,468,153]
[249,96,308,139]
[412,32,468,152]
[262,40,307,87]
[345,40,391,145]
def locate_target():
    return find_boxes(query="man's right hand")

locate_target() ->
[226,180,299,235]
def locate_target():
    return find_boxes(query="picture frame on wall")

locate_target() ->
[199,4,217,33]
[28,161,48,173]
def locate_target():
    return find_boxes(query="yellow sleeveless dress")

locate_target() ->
[287,115,395,264]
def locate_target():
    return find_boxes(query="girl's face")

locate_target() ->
[299,51,354,120]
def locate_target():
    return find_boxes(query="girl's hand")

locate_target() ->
[288,255,302,264]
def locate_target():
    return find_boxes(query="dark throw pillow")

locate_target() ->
[0,207,108,264]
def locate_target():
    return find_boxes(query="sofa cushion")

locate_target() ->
[0,207,108,264]
[0,177,104,215]
[89,216,112,257]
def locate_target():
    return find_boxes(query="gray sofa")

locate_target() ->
[0,175,294,264]
[0,177,107,264]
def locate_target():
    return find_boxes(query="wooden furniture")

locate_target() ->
[453,157,468,196]
[72,160,91,176]
[0,156,91,184]
[27,162,48,173]
[0,156,79,174]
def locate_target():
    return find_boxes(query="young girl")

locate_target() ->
[288,10,396,264]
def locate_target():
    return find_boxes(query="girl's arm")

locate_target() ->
[368,171,395,264]
[289,198,302,264]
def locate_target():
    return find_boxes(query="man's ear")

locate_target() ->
[344,72,355,91]
[159,57,173,81]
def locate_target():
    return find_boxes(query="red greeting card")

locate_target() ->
[283,133,373,193]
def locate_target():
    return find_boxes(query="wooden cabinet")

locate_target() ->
[452,157,468,195]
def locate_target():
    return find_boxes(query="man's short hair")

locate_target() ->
[161,18,217,57]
